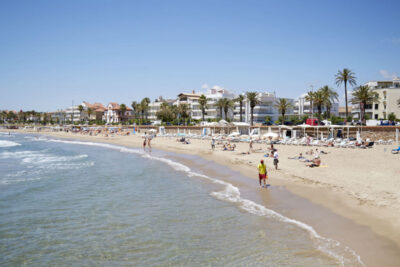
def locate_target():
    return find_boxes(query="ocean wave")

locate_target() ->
[1,149,92,171]
[0,177,42,185]
[0,140,21,148]
[38,137,364,266]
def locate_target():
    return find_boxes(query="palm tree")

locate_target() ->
[235,95,245,122]
[335,68,357,118]
[87,107,93,121]
[305,91,315,117]
[222,98,234,120]
[320,86,339,119]
[198,95,208,121]
[119,104,127,123]
[351,85,380,123]
[131,101,137,119]
[274,98,293,125]
[135,104,143,124]
[246,92,259,126]
[176,103,190,125]
[312,90,325,121]
[215,99,225,119]
[140,98,151,122]
[78,105,84,122]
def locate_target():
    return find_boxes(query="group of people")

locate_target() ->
[142,132,153,149]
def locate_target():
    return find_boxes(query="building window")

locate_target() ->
[375,104,378,109]
[374,114,378,119]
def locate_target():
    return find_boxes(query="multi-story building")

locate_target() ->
[351,78,400,120]
[234,92,290,123]
[50,110,67,123]
[82,102,106,121]
[293,93,339,117]
[174,91,202,120]
[102,102,132,124]
[338,106,352,118]
[65,106,81,122]
[148,97,175,121]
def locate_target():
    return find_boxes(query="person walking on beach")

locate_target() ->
[257,160,267,188]
[249,140,253,153]
[148,134,152,148]
[211,138,215,150]
[143,132,148,150]
[273,150,279,170]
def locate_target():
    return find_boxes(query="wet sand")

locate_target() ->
[3,129,400,266]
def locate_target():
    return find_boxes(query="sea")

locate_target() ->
[0,132,364,266]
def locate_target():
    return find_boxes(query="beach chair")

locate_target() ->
[391,146,400,154]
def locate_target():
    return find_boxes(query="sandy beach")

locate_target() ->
[3,128,400,265]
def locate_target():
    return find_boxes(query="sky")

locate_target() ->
[1,0,399,111]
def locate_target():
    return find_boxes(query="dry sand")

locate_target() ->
[4,129,400,250]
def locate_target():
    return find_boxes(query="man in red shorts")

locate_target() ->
[257,160,267,188]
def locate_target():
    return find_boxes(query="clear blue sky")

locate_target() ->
[1,0,399,111]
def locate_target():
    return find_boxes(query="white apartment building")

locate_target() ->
[294,93,339,117]
[174,91,202,120]
[65,106,81,122]
[352,78,400,120]
[148,97,175,121]
[234,92,290,123]
[198,88,236,120]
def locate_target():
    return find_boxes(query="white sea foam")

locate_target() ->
[0,177,42,185]
[40,137,364,266]
[0,140,21,148]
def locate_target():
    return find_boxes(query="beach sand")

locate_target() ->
[3,129,400,265]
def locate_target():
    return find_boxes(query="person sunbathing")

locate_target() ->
[306,149,314,155]
[288,153,304,160]
[306,156,321,168]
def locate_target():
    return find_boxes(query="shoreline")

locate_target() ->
[2,129,400,265]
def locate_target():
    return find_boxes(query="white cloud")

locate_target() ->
[201,83,209,89]
[211,85,225,91]
[379,69,398,80]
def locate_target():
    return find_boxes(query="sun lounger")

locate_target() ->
[392,146,400,154]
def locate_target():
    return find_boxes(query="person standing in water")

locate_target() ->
[143,132,147,150]
[257,160,267,188]
[273,150,279,170]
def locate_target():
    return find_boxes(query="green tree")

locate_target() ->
[351,85,380,123]
[335,68,357,118]
[198,95,208,121]
[176,103,191,125]
[87,107,93,121]
[78,105,84,122]
[119,104,127,123]
[215,99,225,119]
[312,90,325,121]
[274,98,293,125]
[305,91,315,117]
[140,98,151,121]
[265,116,271,123]
[320,85,339,118]
[131,101,138,119]
[156,103,175,123]
[246,92,259,126]
[388,112,396,122]
[235,94,245,122]
[222,98,234,120]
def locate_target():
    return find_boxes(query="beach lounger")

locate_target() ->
[392,146,400,154]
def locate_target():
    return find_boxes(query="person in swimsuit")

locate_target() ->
[257,160,267,188]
